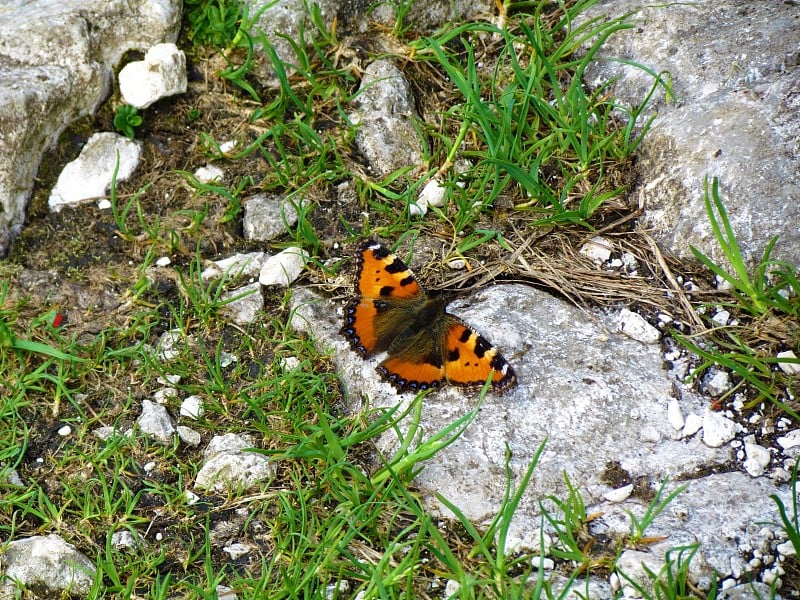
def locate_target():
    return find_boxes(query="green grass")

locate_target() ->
[675,176,800,418]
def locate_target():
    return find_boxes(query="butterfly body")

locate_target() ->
[341,240,517,393]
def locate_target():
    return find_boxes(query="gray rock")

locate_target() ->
[291,283,731,550]
[137,399,175,444]
[219,282,263,325]
[0,534,96,596]
[177,425,202,447]
[247,0,338,83]
[0,0,181,255]
[195,433,275,492]
[580,0,800,267]
[242,193,300,242]
[351,59,424,179]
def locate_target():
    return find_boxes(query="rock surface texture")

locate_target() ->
[581,0,800,267]
[0,0,181,255]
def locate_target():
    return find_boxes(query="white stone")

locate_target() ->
[195,433,275,492]
[618,308,661,344]
[743,435,770,477]
[579,235,613,263]
[444,580,460,597]
[280,356,301,372]
[180,395,204,419]
[667,399,685,430]
[711,309,730,326]
[703,369,731,396]
[259,246,308,287]
[242,193,300,242]
[152,387,178,404]
[223,542,251,560]
[219,282,263,325]
[702,409,737,448]
[119,43,187,109]
[777,429,800,449]
[414,177,447,216]
[776,540,796,557]
[530,556,555,570]
[777,350,800,375]
[615,550,665,598]
[194,164,224,183]
[201,252,267,281]
[110,530,139,550]
[217,586,239,600]
[604,484,634,503]
[57,425,72,436]
[156,329,183,361]
[155,256,171,267]
[447,258,467,270]
[49,132,142,212]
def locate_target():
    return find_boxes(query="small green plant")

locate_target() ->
[113,104,143,138]
[675,176,800,418]
[185,0,243,48]
[627,478,687,544]
[690,176,800,318]
[617,543,717,600]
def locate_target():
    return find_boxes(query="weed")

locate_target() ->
[113,104,143,139]
[690,176,799,317]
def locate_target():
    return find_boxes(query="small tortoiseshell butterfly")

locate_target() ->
[340,240,517,393]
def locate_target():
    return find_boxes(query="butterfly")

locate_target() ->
[340,239,517,393]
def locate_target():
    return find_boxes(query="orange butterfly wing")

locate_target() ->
[341,240,425,357]
[341,240,517,393]
[442,317,517,391]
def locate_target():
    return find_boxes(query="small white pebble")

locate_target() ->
[579,236,613,263]
[153,387,178,404]
[618,308,661,344]
[711,309,730,326]
[155,256,171,267]
[777,351,800,375]
[194,164,224,183]
[155,532,163,541]
[180,395,204,419]
[702,410,737,448]
[604,484,634,503]
[447,259,467,270]
[777,429,800,449]
[667,399,685,430]
[57,425,72,436]
[682,413,703,437]
[530,556,555,570]
[777,541,797,557]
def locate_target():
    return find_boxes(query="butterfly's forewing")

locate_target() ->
[356,241,422,299]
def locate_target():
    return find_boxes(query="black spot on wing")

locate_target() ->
[473,335,492,358]
[385,257,407,274]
